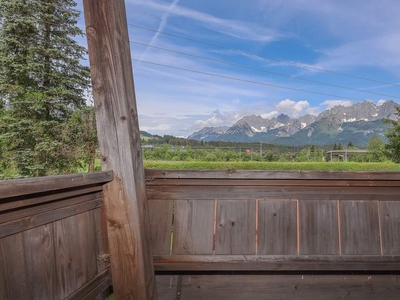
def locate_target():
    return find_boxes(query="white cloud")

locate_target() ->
[193,109,241,128]
[261,111,279,119]
[127,0,284,42]
[139,0,180,61]
[377,99,387,106]
[275,99,310,117]
[321,100,353,109]
[140,124,172,131]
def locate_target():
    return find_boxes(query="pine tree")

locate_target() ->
[384,107,400,163]
[0,0,91,177]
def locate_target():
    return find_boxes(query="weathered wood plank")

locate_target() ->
[146,178,400,187]
[173,200,214,255]
[216,200,256,254]
[149,200,173,255]
[83,0,157,297]
[22,224,56,300]
[0,233,28,300]
[93,207,110,273]
[65,269,111,300]
[0,171,112,199]
[0,185,103,213]
[0,199,102,239]
[146,185,400,201]
[155,276,179,300]
[258,200,297,255]
[145,169,400,180]
[299,201,339,254]
[341,201,381,255]
[380,201,400,255]
[153,255,400,271]
[0,192,101,224]
[177,274,400,300]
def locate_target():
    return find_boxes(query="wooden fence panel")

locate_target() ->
[173,200,214,255]
[380,201,400,255]
[299,200,339,255]
[0,172,112,300]
[258,200,297,255]
[215,200,256,255]
[149,200,174,255]
[340,201,381,255]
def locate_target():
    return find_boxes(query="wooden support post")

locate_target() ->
[82,0,157,299]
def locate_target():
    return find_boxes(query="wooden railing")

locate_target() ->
[146,170,400,299]
[0,172,113,300]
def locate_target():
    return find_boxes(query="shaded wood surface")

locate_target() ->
[216,200,256,255]
[258,200,297,255]
[0,171,112,199]
[154,255,400,271]
[145,169,400,180]
[0,172,111,300]
[299,201,339,255]
[340,201,381,255]
[380,201,400,255]
[149,200,173,255]
[83,0,157,298]
[155,274,400,300]
[173,200,214,255]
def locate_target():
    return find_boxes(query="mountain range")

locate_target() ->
[188,101,399,146]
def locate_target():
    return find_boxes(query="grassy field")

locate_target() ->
[143,161,400,172]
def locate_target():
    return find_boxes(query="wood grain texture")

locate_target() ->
[153,255,400,271]
[0,199,102,239]
[149,200,173,255]
[258,200,297,255]
[216,200,256,254]
[0,233,28,300]
[341,201,381,255]
[54,212,98,298]
[65,269,111,300]
[1,192,100,224]
[0,171,112,199]
[147,185,399,201]
[145,169,400,180]
[83,0,157,297]
[146,178,400,187]
[173,200,214,255]
[0,185,103,213]
[22,224,56,300]
[299,201,339,254]
[155,276,179,300]
[177,274,400,300]
[380,201,400,255]
[93,207,110,272]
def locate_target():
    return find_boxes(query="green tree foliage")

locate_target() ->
[0,0,91,177]
[366,135,387,162]
[385,107,400,163]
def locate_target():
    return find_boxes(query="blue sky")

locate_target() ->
[76,0,400,136]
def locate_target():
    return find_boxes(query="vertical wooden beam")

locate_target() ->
[82,1,157,299]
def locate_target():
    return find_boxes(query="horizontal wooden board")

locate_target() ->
[0,171,112,199]
[0,185,103,213]
[145,169,400,181]
[153,255,400,272]
[0,192,101,224]
[147,185,400,201]
[0,199,102,238]
[65,269,111,300]
[146,178,400,187]
[173,274,400,300]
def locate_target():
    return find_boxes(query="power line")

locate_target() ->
[132,58,367,101]
[130,40,400,100]
[128,23,400,88]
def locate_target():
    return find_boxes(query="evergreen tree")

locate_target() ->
[384,107,400,163]
[0,0,91,177]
